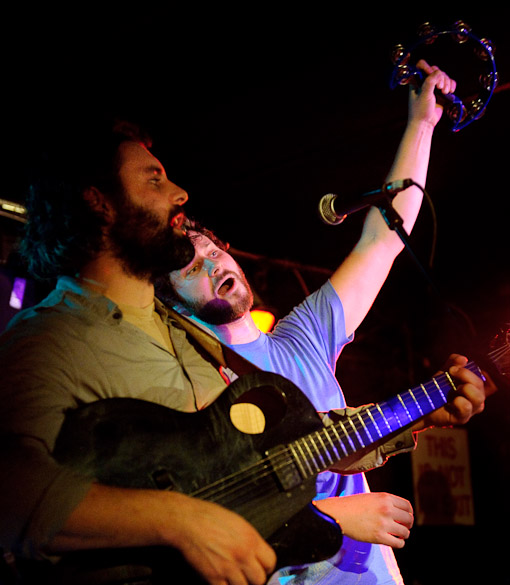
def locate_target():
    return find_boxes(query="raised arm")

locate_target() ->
[330,60,456,338]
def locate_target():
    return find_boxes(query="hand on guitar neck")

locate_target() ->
[412,353,491,433]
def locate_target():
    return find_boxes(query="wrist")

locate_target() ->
[405,117,436,136]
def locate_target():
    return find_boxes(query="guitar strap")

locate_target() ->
[166,308,267,433]
[166,306,262,378]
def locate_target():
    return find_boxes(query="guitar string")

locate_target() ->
[190,449,299,502]
[190,414,388,502]
[487,345,510,364]
[191,379,444,503]
[190,363,481,503]
[190,371,455,502]
[192,396,417,504]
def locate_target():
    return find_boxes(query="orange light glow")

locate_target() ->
[251,309,275,333]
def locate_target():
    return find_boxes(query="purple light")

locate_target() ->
[9,277,26,310]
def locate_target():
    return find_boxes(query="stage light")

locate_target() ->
[9,277,26,310]
[0,198,27,223]
[251,309,276,333]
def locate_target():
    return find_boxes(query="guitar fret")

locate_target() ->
[329,424,350,456]
[443,372,457,393]
[289,442,312,477]
[397,394,412,422]
[323,428,342,460]
[356,411,375,443]
[376,404,393,432]
[315,431,335,466]
[366,408,383,438]
[408,388,424,416]
[421,384,436,410]
[403,390,427,420]
[432,377,445,399]
[307,434,328,469]
[347,417,366,448]
[300,438,322,473]
[338,419,356,452]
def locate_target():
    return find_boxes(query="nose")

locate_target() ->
[204,257,220,276]
[169,181,188,206]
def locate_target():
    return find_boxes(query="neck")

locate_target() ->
[78,254,155,308]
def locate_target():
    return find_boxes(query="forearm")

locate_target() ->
[387,113,435,184]
[46,483,277,585]
[45,483,192,553]
[362,117,434,245]
[314,492,413,548]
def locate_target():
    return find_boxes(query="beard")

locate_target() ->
[178,271,254,325]
[107,197,195,283]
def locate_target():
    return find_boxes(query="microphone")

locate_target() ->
[318,178,416,225]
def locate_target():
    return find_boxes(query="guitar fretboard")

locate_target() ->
[275,361,483,486]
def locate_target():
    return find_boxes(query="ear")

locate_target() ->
[83,187,114,222]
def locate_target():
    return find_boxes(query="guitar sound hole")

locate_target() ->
[230,385,288,435]
[230,403,266,434]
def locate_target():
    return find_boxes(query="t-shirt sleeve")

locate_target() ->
[272,280,353,367]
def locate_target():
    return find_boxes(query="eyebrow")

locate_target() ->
[145,165,164,176]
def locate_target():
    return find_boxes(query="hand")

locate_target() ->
[408,59,457,128]
[48,486,276,585]
[314,492,414,549]
[415,353,486,432]
[175,498,276,585]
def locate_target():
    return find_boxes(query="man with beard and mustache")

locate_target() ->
[163,61,488,585]
[0,121,276,585]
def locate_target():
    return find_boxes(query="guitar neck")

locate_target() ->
[280,361,483,483]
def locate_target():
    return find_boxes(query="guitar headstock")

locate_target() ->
[488,323,510,378]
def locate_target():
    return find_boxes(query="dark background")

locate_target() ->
[1,7,509,583]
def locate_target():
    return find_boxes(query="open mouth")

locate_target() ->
[170,212,185,230]
[217,277,235,296]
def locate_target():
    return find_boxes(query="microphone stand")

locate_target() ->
[376,190,443,300]
[378,188,484,368]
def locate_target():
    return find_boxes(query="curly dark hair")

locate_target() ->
[183,218,229,252]
[154,218,229,304]
[20,119,153,279]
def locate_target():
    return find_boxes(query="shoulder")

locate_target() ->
[276,280,344,332]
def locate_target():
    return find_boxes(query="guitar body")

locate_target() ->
[53,371,343,583]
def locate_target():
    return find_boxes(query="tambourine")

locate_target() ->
[390,21,498,131]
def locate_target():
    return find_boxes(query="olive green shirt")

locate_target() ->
[0,276,230,559]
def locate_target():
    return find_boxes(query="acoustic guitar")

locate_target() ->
[53,361,485,583]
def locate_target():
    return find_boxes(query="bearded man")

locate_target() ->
[164,61,487,585]
[0,120,276,585]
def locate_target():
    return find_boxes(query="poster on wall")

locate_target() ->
[411,426,474,525]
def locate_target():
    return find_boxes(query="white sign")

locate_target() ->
[411,427,474,525]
